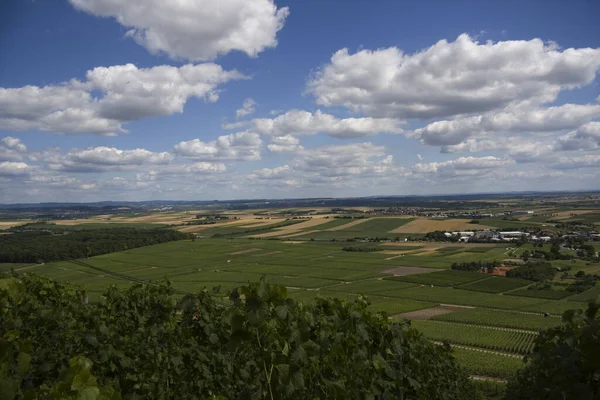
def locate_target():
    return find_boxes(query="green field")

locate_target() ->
[287,218,416,240]
[2,232,590,382]
[411,320,537,355]
[566,284,600,302]
[507,288,572,300]
[433,308,561,330]
[452,347,526,379]
[457,276,531,293]
[386,270,487,287]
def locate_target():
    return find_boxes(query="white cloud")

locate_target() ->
[0,161,35,177]
[416,154,423,161]
[308,34,600,119]
[292,142,397,178]
[0,136,28,161]
[550,155,600,169]
[412,156,514,177]
[173,131,262,161]
[0,63,244,135]
[69,0,289,61]
[236,98,256,119]
[267,135,304,153]
[250,109,402,138]
[554,121,600,151]
[46,146,173,172]
[412,104,600,146]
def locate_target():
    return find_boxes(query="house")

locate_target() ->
[511,210,535,215]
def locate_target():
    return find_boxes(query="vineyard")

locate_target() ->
[457,276,531,293]
[451,348,526,379]
[387,270,486,287]
[433,308,561,331]
[410,320,537,355]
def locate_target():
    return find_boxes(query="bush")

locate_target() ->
[505,302,600,399]
[0,274,477,400]
[505,262,557,282]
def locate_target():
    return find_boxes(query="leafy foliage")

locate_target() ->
[0,228,191,263]
[505,302,600,399]
[0,273,478,399]
[505,262,557,282]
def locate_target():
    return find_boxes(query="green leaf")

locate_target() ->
[77,386,100,400]
[17,351,31,376]
[282,341,289,356]
[275,305,288,320]
[72,370,92,390]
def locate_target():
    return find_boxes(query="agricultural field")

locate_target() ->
[433,308,561,330]
[410,320,537,355]
[457,276,531,293]
[2,199,598,383]
[451,347,526,379]
[385,270,487,287]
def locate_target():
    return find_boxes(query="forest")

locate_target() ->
[0,228,191,263]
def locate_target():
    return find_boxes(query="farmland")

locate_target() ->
[1,197,599,386]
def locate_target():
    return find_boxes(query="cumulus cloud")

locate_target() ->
[69,0,289,61]
[46,146,173,172]
[291,142,397,179]
[173,131,262,161]
[250,109,402,138]
[0,161,35,177]
[554,121,600,151]
[412,156,514,177]
[412,104,600,146]
[308,34,600,119]
[236,98,256,119]
[267,135,304,153]
[550,155,600,169]
[0,63,244,135]
[0,136,28,161]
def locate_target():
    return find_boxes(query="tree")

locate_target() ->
[505,302,600,399]
[1,274,478,400]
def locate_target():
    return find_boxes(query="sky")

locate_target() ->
[1,0,599,203]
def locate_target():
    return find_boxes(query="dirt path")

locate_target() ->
[229,248,261,255]
[470,375,507,383]
[14,263,43,271]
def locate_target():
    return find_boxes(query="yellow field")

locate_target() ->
[0,221,27,230]
[389,218,493,234]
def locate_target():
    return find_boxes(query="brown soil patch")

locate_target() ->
[252,251,283,257]
[283,241,303,244]
[279,229,320,238]
[393,305,472,320]
[229,248,261,255]
[390,218,493,234]
[382,266,442,276]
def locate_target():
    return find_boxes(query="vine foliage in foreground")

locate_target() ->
[1,273,477,399]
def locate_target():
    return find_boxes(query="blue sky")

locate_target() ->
[1,0,599,203]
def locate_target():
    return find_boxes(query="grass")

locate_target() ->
[326,279,417,294]
[433,308,561,331]
[507,289,572,300]
[457,276,531,294]
[566,284,600,302]
[385,270,487,287]
[375,286,556,312]
[412,320,537,354]
[452,347,525,379]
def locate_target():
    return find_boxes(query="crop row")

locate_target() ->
[451,347,525,379]
[412,320,537,355]
[433,308,560,331]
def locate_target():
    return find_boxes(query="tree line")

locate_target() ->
[0,228,191,263]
